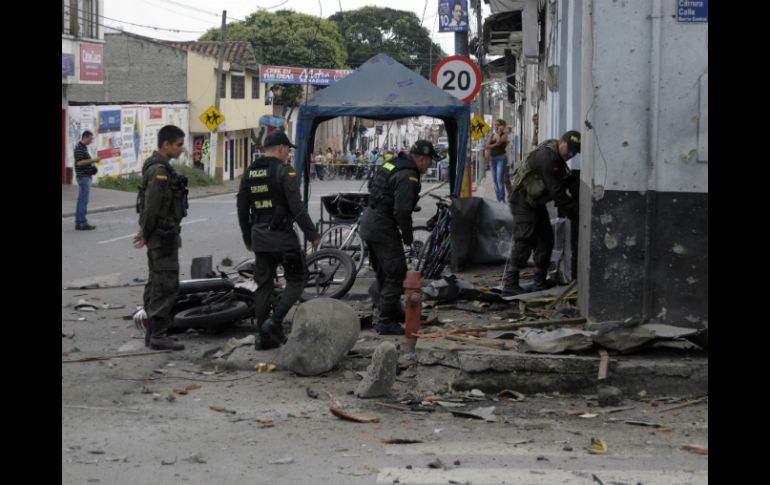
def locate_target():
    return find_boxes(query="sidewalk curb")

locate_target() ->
[413,345,708,396]
[62,188,239,218]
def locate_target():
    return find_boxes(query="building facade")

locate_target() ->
[62,0,105,183]
[481,0,708,328]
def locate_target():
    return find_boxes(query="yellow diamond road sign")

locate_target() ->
[200,105,225,132]
[470,115,490,143]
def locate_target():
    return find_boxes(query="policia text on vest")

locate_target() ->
[235,130,321,350]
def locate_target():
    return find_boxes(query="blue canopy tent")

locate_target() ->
[294,54,471,204]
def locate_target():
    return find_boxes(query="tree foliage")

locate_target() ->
[328,7,446,79]
[200,10,347,115]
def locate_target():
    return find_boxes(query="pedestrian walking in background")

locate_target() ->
[486,119,509,203]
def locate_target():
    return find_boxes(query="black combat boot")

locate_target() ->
[530,268,557,292]
[146,317,184,350]
[374,300,406,335]
[502,269,526,297]
[254,332,280,351]
[373,316,406,335]
[262,317,287,346]
[149,334,185,351]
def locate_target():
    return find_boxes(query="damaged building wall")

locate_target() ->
[68,32,188,104]
[578,0,708,327]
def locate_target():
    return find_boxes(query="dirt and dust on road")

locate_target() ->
[62,261,707,485]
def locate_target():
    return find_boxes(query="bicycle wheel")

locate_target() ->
[408,226,430,270]
[319,223,366,273]
[415,228,442,274]
[425,237,452,279]
[300,248,357,301]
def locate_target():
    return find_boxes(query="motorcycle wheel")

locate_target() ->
[171,300,250,332]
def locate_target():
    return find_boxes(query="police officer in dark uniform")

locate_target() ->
[237,131,321,350]
[360,140,438,334]
[133,125,188,351]
[501,130,580,296]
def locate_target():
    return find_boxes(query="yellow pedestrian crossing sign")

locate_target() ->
[470,115,490,142]
[200,105,225,132]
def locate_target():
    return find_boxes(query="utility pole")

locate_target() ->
[476,0,485,124]
[214,10,227,112]
[210,10,227,179]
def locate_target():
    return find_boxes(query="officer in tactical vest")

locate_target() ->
[501,130,580,296]
[133,125,189,351]
[360,140,438,334]
[237,131,321,350]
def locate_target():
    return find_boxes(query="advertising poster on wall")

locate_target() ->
[95,107,124,178]
[120,108,140,172]
[65,104,189,183]
[438,0,469,33]
[140,107,165,164]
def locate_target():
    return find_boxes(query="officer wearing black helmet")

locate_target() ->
[360,140,439,334]
[501,130,581,296]
[237,131,321,350]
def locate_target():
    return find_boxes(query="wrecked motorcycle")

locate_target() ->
[134,248,357,333]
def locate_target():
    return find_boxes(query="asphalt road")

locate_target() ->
[62,180,707,485]
[61,179,447,286]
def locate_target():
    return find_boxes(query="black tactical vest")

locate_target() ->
[246,157,287,219]
[368,157,420,211]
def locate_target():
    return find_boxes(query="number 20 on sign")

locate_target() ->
[431,55,482,104]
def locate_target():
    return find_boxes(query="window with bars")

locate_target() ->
[231,75,244,99]
[252,76,260,99]
[63,0,98,38]
[220,73,227,98]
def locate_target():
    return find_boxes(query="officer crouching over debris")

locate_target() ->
[360,140,439,335]
[237,131,321,350]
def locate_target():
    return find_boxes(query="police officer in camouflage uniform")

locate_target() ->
[133,125,189,351]
[501,130,580,296]
[360,140,438,334]
[237,131,321,350]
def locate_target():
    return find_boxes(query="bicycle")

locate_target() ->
[415,194,453,280]
[316,193,431,274]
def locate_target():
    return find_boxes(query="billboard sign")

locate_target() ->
[439,0,469,33]
[259,65,352,86]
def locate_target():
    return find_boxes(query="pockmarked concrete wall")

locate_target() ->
[579,0,708,327]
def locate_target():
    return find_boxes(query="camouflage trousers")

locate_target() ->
[364,235,407,322]
[143,245,180,335]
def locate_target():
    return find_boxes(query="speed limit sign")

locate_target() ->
[431,55,481,104]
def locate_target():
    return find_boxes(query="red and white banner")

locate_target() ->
[259,65,352,86]
[80,43,103,81]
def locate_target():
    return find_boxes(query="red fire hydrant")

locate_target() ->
[403,270,422,352]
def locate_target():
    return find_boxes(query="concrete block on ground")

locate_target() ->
[278,298,359,376]
[356,342,398,398]
[598,385,623,406]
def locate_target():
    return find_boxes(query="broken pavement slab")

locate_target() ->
[355,341,399,398]
[412,339,707,396]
